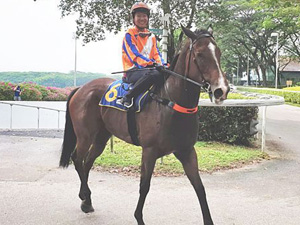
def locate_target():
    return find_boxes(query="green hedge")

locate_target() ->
[238,87,300,104]
[1,82,258,146]
[198,106,258,145]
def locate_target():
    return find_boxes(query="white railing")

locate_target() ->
[0,101,66,130]
[1,93,285,151]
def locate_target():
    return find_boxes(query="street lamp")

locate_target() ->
[271,32,279,88]
[73,32,77,87]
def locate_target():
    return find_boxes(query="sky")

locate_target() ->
[0,0,124,74]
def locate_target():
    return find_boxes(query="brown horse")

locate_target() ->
[59,26,229,225]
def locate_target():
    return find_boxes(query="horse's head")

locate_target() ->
[181,25,229,104]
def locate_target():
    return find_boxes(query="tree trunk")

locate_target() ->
[261,66,267,86]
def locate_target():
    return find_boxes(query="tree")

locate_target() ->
[58,0,299,86]
[196,0,300,86]
[252,0,300,60]
[58,0,211,62]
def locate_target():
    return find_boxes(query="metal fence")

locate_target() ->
[0,94,285,151]
[0,101,66,130]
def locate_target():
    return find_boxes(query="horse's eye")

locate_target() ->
[196,52,203,57]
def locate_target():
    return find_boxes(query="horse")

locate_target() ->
[59,25,229,225]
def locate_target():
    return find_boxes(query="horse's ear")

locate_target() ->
[207,24,213,35]
[181,24,197,41]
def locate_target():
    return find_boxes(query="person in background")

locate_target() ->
[117,2,168,108]
[13,85,22,101]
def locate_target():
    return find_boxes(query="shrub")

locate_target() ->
[1,82,259,146]
[43,87,70,101]
[0,82,15,100]
[198,106,258,145]
[20,83,43,101]
[0,82,74,101]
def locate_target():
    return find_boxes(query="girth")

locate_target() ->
[150,92,198,114]
[127,107,140,146]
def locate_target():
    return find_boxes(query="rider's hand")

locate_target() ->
[163,63,170,68]
[156,65,165,72]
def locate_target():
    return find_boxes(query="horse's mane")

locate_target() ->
[169,28,211,71]
[194,29,210,36]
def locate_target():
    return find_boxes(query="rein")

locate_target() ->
[111,32,214,114]
[112,67,210,90]
[152,33,214,114]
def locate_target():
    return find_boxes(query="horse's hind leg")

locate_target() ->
[174,148,214,225]
[72,136,94,212]
[134,147,157,225]
[72,128,111,213]
[81,128,111,212]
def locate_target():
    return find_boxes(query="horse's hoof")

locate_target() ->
[81,202,94,213]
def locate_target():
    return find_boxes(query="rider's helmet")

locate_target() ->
[130,2,150,18]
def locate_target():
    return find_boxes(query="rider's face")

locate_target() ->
[134,12,148,29]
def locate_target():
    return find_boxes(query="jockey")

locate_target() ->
[117,2,168,108]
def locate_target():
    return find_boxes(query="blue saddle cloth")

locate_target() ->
[99,80,150,112]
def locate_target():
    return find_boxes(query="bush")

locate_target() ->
[198,106,258,145]
[43,87,71,101]
[1,81,258,146]
[0,82,74,101]
[20,83,43,100]
[0,82,15,100]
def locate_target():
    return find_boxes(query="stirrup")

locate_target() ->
[116,97,123,105]
[116,97,133,108]
[123,98,134,108]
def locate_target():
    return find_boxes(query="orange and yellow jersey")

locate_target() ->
[122,26,166,71]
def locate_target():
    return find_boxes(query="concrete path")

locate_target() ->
[0,104,300,225]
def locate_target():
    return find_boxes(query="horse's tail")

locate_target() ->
[59,87,80,168]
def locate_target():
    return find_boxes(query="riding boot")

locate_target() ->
[119,69,162,108]
[126,74,153,99]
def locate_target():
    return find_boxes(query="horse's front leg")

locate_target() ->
[134,147,157,225]
[174,148,214,225]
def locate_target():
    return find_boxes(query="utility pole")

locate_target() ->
[73,33,77,87]
[160,13,170,63]
[271,32,279,88]
[247,51,250,85]
[236,58,239,85]
[159,13,170,164]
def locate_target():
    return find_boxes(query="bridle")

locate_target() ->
[184,33,214,93]
[149,33,216,114]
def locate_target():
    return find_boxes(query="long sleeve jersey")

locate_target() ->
[122,26,166,71]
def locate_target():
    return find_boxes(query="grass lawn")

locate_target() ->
[286,102,300,107]
[283,86,300,91]
[94,138,268,176]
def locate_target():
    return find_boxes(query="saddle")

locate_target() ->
[99,80,150,112]
[99,80,153,146]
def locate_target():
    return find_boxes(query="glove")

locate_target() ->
[156,65,165,72]
[163,63,170,68]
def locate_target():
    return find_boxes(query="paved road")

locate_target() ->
[0,104,300,225]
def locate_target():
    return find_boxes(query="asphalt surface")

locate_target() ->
[0,104,300,225]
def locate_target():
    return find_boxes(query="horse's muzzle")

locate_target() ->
[210,86,230,105]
